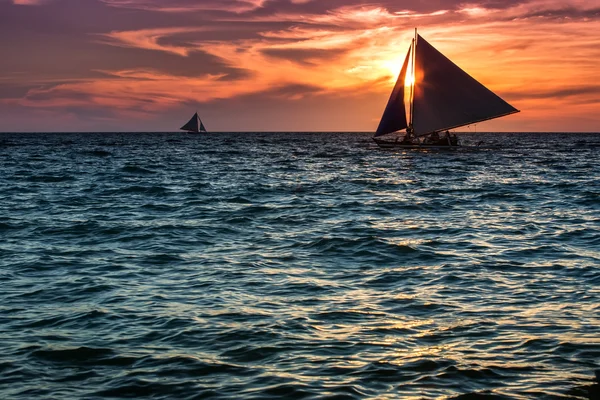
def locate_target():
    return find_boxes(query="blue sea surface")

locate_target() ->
[0,132,599,399]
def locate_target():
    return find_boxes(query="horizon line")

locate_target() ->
[1,131,600,134]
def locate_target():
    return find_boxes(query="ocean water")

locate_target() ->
[0,132,599,400]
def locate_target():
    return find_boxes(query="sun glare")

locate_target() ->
[383,59,402,83]
[382,57,414,88]
[404,70,414,87]
[405,60,415,87]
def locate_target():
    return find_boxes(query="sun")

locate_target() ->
[382,58,402,84]
[382,58,414,87]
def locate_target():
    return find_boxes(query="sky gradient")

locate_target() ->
[1,0,599,132]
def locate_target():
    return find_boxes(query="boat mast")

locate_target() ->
[409,28,416,136]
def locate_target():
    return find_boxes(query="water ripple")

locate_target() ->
[0,132,598,399]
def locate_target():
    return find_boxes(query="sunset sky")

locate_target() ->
[1,0,599,132]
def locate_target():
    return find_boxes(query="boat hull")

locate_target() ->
[373,138,460,149]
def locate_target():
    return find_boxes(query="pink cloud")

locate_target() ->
[100,0,269,13]
[3,0,600,131]
[99,27,208,56]
[12,0,48,4]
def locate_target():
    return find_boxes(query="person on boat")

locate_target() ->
[401,135,413,144]
[424,131,439,145]
[450,133,458,146]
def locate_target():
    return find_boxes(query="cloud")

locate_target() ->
[100,0,269,13]
[510,85,600,101]
[2,0,600,131]
[100,27,207,56]
[12,0,48,5]
[261,47,350,66]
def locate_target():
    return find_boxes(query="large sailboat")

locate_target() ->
[180,112,207,134]
[374,30,519,148]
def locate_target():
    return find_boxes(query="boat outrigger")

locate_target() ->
[180,112,207,134]
[374,29,519,149]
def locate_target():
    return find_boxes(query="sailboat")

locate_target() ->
[180,112,207,134]
[374,29,519,148]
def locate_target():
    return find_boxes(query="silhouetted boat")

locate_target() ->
[374,29,519,149]
[180,112,207,134]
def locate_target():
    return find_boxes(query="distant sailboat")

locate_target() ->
[374,29,519,148]
[180,112,207,134]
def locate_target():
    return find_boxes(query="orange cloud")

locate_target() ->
[3,1,600,131]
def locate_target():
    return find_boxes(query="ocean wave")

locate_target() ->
[1,132,598,399]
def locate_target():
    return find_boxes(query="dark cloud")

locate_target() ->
[258,83,324,98]
[0,0,185,34]
[1,27,250,84]
[22,86,95,103]
[0,82,34,99]
[224,0,531,19]
[517,7,600,20]
[261,47,350,65]
[509,85,600,101]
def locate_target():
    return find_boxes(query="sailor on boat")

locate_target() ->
[424,131,440,145]
[450,133,459,146]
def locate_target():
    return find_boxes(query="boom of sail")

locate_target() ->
[180,112,207,133]
[375,32,518,141]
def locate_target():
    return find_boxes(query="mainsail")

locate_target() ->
[375,31,518,138]
[412,35,518,136]
[375,45,411,137]
[180,112,207,133]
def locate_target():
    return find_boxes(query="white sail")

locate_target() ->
[412,35,518,136]
[375,45,411,137]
